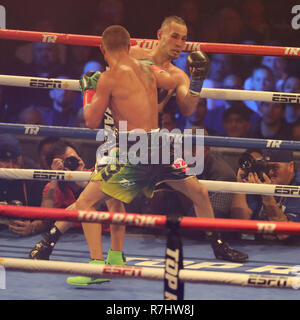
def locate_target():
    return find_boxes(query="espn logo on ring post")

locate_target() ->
[0,5,5,29]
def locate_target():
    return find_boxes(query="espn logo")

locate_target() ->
[29,79,63,89]
[274,185,300,195]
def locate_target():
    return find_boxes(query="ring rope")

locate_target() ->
[0,204,299,235]
[0,74,298,104]
[0,28,300,57]
[0,257,298,290]
[0,168,299,198]
[0,122,299,150]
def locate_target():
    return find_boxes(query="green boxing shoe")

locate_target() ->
[105,249,126,266]
[66,259,110,286]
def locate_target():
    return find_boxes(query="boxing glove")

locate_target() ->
[79,71,101,107]
[187,51,210,96]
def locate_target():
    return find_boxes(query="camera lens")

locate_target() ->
[63,156,79,171]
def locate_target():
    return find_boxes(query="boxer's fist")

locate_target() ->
[187,51,210,95]
[79,71,101,93]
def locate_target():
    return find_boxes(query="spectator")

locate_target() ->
[46,76,82,127]
[22,42,65,79]
[14,18,66,66]
[29,139,88,259]
[207,54,233,89]
[261,55,288,91]
[251,101,292,140]
[37,137,60,169]
[42,140,87,209]
[282,76,300,124]
[185,98,218,135]
[203,54,233,110]
[0,134,43,236]
[234,39,262,79]
[243,65,275,114]
[231,149,300,239]
[222,104,251,138]
[17,106,44,125]
[65,46,93,79]
[20,42,66,120]
[204,75,260,135]
[29,139,122,260]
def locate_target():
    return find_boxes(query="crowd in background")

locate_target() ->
[0,0,300,140]
[0,0,300,241]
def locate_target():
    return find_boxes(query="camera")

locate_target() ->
[239,152,270,181]
[63,156,79,171]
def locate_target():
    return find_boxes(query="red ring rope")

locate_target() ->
[0,29,299,56]
[0,204,300,235]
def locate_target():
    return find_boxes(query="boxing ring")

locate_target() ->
[0,28,300,301]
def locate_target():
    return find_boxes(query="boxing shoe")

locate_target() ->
[210,233,248,263]
[66,260,110,286]
[29,239,54,260]
[29,226,62,260]
[105,249,126,266]
[67,250,126,286]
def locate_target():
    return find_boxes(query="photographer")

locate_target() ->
[0,134,43,236]
[231,149,300,228]
[29,139,88,259]
[29,139,126,260]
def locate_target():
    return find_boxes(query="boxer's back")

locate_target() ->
[107,56,159,132]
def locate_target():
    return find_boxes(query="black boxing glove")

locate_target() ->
[187,51,210,96]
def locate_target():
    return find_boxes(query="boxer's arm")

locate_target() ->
[175,72,200,116]
[84,72,112,129]
[153,67,176,91]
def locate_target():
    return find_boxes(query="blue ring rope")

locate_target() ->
[0,122,299,150]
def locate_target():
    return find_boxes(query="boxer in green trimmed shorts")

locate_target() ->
[67,24,246,286]
[92,133,193,204]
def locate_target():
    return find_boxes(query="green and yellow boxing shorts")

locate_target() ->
[91,130,192,203]
[91,160,191,203]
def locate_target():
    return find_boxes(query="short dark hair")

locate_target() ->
[45,140,80,168]
[223,102,251,123]
[38,137,60,155]
[161,16,186,29]
[102,25,130,52]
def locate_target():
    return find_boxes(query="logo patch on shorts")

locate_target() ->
[172,158,187,170]
[119,179,136,188]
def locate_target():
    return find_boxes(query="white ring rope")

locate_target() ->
[0,168,299,198]
[0,74,298,103]
[0,257,299,290]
